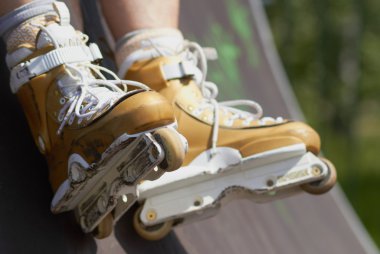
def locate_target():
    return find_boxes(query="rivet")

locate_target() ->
[266,179,274,187]
[193,197,203,207]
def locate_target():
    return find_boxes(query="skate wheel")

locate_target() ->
[133,206,173,241]
[154,128,186,172]
[92,213,113,239]
[301,158,337,195]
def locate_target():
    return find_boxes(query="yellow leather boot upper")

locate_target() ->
[125,55,320,165]
[7,14,176,191]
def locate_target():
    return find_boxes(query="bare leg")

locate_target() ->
[100,0,179,41]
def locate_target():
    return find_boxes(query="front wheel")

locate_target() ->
[301,158,337,195]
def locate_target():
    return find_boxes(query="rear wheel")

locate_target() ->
[153,128,186,172]
[133,205,174,241]
[92,213,113,239]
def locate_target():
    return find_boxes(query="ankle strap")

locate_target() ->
[10,43,102,93]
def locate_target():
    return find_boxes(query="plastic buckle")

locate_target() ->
[88,43,103,63]
[179,61,195,77]
[14,61,35,82]
[10,60,36,93]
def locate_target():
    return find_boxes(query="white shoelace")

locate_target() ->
[149,40,266,155]
[56,63,149,135]
[37,24,149,135]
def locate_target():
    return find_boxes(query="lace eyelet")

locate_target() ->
[60,98,66,105]
[243,120,251,126]
[58,112,65,122]
[259,119,267,126]
[224,119,234,127]
[192,108,204,116]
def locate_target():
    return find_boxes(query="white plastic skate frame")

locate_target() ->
[135,144,335,238]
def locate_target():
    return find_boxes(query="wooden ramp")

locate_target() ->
[0,0,377,253]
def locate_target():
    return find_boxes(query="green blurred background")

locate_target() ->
[265,0,380,246]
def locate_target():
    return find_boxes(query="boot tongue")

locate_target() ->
[57,70,121,102]
[36,1,80,50]
[36,23,82,49]
[31,9,118,101]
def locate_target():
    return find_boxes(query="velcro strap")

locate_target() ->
[162,61,201,80]
[10,44,103,93]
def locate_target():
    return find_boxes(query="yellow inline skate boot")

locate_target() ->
[115,29,337,240]
[4,4,187,238]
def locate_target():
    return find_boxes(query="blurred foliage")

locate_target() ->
[265,0,380,246]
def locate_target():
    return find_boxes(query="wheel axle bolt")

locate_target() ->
[312,167,321,176]
[146,210,157,221]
